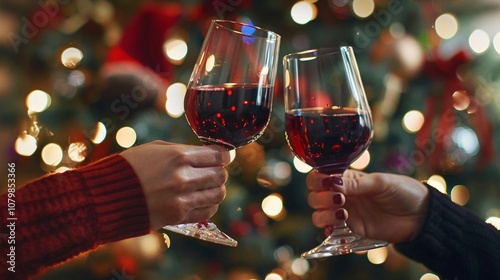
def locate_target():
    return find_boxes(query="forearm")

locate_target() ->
[395,185,500,280]
[0,154,151,279]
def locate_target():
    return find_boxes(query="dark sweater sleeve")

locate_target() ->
[0,154,151,280]
[395,184,500,280]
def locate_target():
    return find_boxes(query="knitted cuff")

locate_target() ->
[77,154,150,244]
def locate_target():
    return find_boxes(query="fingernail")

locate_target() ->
[333,177,343,186]
[335,209,346,220]
[332,194,342,205]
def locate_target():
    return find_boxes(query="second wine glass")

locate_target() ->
[163,20,280,247]
[283,46,388,258]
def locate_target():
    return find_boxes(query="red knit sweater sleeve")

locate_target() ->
[0,154,151,280]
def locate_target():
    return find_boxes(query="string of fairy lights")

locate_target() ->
[10,1,500,279]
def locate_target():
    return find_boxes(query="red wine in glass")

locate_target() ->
[285,107,372,175]
[283,46,387,258]
[185,84,272,149]
[163,20,280,247]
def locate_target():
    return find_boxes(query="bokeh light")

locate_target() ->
[420,273,440,280]
[165,82,186,118]
[291,1,317,25]
[240,20,256,36]
[389,22,406,38]
[290,258,310,276]
[257,160,292,188]
[452,127,479,156]
[55,166,71,173]
[41,143,63,166]
[352,0,375,18]
[265,273,283,280]
[262,193,285,219]
[26,90,51,113]
[469,29,490,54]
[293,156,313,173]
[68,70,86,87]
[486,216,500,230]
[367,247,388,264]
[164,38,188,64]
[452,90,471,111]
[493,32,500,54]
[116,126,137,148]
[435,13,458,39]
[427,175,447,194]
[91,122,107,144]
[68,142,87,162]
[137,233,163,259]
[402,110,425,133]
[92,0,115,24]
[273,161,292,185]
[15,134,37,156]
[273,245,293,262]
[450,185,469,206]
[350,150,370,170]
[61,47,84,68]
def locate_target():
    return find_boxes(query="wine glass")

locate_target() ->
[283,46,388,258]
[163,20,280,247]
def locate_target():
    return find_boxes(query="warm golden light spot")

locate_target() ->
[68,142,87,162]
[262,193,284,218]
[61,47,84,68]
[26,90,51,113]
[350,150,370,170]
[427,175,447,194]
[402,110,425,133]
[293,156,313,173]
[165,83,187,118]
[352,0,375,18]
[367,247,388,264]
[486,216,500,230]
[41,143,63,166]
[164,38,188,64]
[493,32,500,55]
[116,126,137,148]
[15,134,37,156]
[420,273,440,280]
[469,29,490,54]
[435,13,458,39]
[91,122,107,144]
[450,185,469,206]
[291,1,317,24]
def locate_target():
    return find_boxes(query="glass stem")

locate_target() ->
[331,222,353,236]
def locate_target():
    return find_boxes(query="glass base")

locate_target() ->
[162,221,238,247]
[301,225,388,259]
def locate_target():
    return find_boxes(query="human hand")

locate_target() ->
[306,169,429,243]
[121,141,230,229]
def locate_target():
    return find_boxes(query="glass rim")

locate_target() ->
[283,46,353,61]
[212,19,281,41]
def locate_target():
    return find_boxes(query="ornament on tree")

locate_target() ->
[415,49,494,173]
[370,30,425,81]
[370,30,425,140]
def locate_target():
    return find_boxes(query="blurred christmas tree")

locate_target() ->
[1,0,499,279]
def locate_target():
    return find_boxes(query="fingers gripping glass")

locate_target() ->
[283,47,387,258]
[163,20,280,247]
